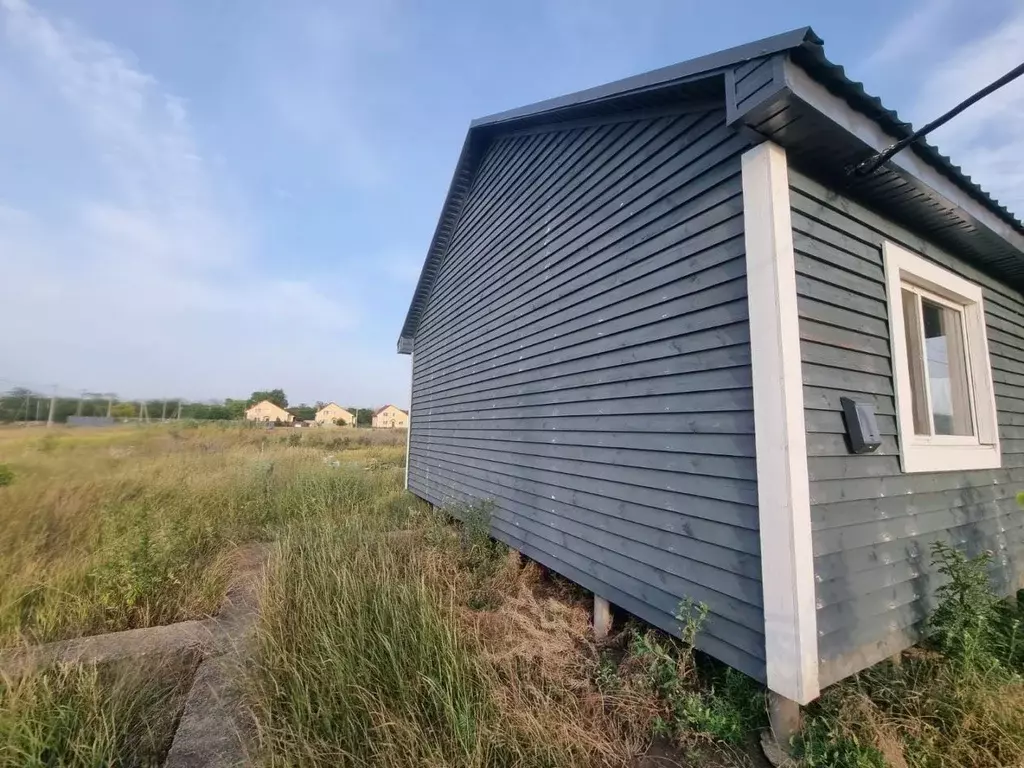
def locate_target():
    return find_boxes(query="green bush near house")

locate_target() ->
[795,540,1024,768]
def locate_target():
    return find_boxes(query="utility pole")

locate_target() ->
[176,400,182,420]
[106,394,113,419]
[76,390,85,417]
[161,400,167,421]
[35,398,42,422]
[47,386,57,428]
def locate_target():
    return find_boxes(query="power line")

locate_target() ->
[853,60,1024,176]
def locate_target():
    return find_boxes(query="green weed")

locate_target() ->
[0,656,196,767]
[797,541,1024,767]
[615,599,766,748]
[0,463,12,486]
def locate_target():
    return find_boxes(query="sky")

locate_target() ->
[0,0,1022,407]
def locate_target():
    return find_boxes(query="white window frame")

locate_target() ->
[883,241,1000,473]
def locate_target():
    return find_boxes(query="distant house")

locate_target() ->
[372,404,408,429]
[396,27,1024,718]
[315,402,355,427]
[245,400,293,424]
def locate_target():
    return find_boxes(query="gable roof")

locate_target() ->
[316,402,349,413]
[247,399,287,412]
[374,404,408,417]
[398,26,1023,353]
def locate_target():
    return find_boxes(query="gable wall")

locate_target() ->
[408,106,768,679]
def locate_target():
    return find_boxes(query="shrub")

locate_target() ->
[795,540,1024,767]
[929,541,1003,672]
[0,464,13,487]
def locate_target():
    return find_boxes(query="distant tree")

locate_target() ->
[355,408,373,427]
[0,388,36,422]
[248,389,288,409]
[290,404,316,421]
[225,399,247,420]
[111,402,136,419]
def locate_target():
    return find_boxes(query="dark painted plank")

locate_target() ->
[415,300,751,398]
[412,435,757,481]
[419,113,739,355]
[802,363,894,398]
[409,442,758,506]
[811,482,1019,530]
[803,387,896,417]
[794,250,887,302]
[407,450,759,532]
[415,334,751,404]
[800,340,893,378]
[417,372,753,414]
[409,425,756,458]
[797,296,890,339]
[814,518,1024,581]
[799,319,890,358]
[408,458,761,556]
[416,249,747,385]
[419,362,757,415]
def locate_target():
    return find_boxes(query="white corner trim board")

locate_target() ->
[742,141,820,705]
[405,351,414,490]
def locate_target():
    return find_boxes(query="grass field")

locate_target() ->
[3,423,755,767]
[4,423,1024,767]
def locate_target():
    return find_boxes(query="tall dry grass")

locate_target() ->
[246,503,654,767]
[0,652,198,767]
[0,423,405,646]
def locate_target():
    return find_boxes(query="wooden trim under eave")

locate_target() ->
[742,141,820,705]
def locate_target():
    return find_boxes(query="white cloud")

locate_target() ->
[0,0,362,401]
[867,2,1024,217]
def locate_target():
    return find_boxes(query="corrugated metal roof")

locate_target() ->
[398,27,1022,351]
[789,39,1023,234]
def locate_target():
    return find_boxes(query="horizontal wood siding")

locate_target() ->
[409,108,765,680]
[790,168,1024,686]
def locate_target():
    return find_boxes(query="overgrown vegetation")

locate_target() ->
[797,542,1024,768]
[4,424,761,766]
[0,654,198,767]
[11,423,1024,766]
[0,424,405,646]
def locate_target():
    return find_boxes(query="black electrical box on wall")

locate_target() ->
[840,397,882,454]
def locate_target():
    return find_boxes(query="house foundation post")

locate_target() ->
[593,595,612,640]
[768,691,802,748]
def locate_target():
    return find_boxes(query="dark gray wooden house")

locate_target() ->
[397,27,1024,711]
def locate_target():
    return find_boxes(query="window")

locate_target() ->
[884,242,999,473]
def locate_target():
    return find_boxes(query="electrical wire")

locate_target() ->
[853,60,1024,176]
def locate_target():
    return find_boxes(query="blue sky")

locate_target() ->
[1,0,1022,407]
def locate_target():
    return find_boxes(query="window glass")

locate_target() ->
[921,298,974,436]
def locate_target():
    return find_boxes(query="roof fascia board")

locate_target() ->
[397,131,481,353]
[779,59,1024,257]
